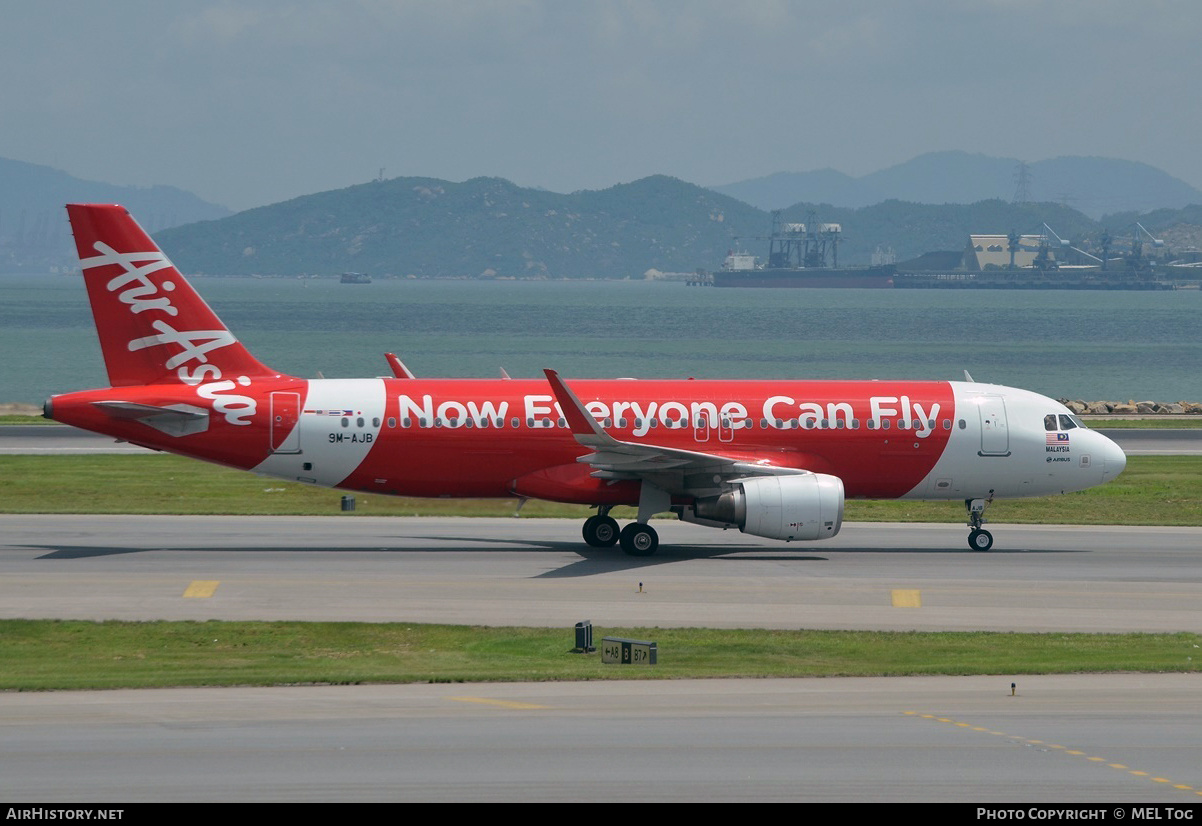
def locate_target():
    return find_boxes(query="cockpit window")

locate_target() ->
[1046,413,1087,431]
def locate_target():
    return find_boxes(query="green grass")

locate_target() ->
[2,454,1200,525]
[1,620,1197,691]
[1086,417,1202,429]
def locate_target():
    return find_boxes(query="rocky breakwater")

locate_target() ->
[1062,399,1202,415]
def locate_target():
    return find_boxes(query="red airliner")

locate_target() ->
[46,204,1127,555]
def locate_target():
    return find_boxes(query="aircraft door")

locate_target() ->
[977,395,1010,456]
[693,408,734,443]
[719,414,735,442]
[270,391,301,453]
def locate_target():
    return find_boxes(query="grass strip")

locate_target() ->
[2,454,1201,525]
[1087,418,1202,429]
[0,415,54,425]
[1,620,1197,691]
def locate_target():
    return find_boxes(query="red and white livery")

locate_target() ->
[46,204,1127,555]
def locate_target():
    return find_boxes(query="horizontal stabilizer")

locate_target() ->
[92,401,210,437]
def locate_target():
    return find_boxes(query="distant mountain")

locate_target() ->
[154,173,1202,276]
[7,158,1201,277]
[155,175,766,278]
[711,151,1202,219]
[0,157,231,271]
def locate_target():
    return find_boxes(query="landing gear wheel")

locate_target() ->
[965,494,995,552]
[619,523,658,557]
[968,528,994,552]
[582,515,620,548]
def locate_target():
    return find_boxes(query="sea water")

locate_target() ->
[1,274,1199,405]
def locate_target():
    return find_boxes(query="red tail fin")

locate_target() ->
[66,204,279,387]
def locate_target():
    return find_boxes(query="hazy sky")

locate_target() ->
[4,1,1200,211]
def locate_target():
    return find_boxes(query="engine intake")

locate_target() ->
[688,474,844,541]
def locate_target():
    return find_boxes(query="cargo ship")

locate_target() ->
[711,213,895,288]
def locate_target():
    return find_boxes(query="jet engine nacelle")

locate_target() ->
[686,473,844,541]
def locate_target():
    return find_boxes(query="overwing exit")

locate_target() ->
[46,204,1127,555]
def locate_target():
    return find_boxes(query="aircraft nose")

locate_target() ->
[1100,434,1127,481]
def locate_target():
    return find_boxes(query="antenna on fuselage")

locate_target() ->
[963,370,976,382]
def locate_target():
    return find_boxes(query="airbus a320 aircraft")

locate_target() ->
[46,204,1127,556]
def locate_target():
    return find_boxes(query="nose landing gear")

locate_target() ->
[966,494,994,551]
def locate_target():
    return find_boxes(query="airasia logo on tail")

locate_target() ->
[82,241,257,426]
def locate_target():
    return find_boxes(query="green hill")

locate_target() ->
[144,176,1202,277]
[156,175,766,278]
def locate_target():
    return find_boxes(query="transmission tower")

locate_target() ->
[1012,161,1032,204]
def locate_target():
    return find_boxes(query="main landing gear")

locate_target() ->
[965,494,994,551]
[582,507,659,556]
[582,509,619,547]
[618,522,658,556]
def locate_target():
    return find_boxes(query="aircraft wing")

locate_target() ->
[544,369,808,497]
